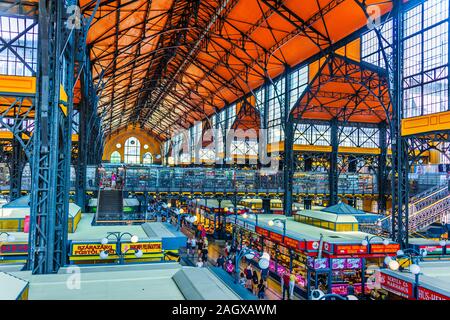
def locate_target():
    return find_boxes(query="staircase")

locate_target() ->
[372,183,450,236]
[96,189,124,221]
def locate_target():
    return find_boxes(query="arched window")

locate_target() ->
[124,137,141,164]
[143,152,153,164]
[110,151,121,163]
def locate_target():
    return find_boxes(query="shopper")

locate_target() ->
[216,254,225,268]
[186,237,192,256]
[111,172,117,189]
[239,272,246,286]
[347,282,355,296]
[245,265,253,290]
[281,272,290,300]
[200,225,207,238]
[201,246,208,266]
[224,241,231,256]
[289,271,296,300]
[225,259,234,274]
[252,270,259,295]
[257,279,266,299]
[261,266,269,284]
[190,237,197,257]
[197,238,204,257]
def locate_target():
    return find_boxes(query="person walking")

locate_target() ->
[281,272,290,300]
[261,266,269,285]
[239,272,246,286]
[196,257,203,268]
[197,238,204,257]
[225,259,234,274]
[186,237,192,256]
[252,270,259,295]
[289,271,296,300]
[245,265,253,290]
[201,246,208,266]
[200,225,207,238]
[216,254,225,268]
[190,237,197,257]
[224,241,231,257]
[257,279,266,300]
[111,172,117,189]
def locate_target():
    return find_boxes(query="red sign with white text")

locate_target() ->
[417,287,450,300]
[283,236,301,250]
[268,232,283,243]
[370,243,400,254]
[255,226,269,238]
[379,272,414,299]
[335,244,367,255]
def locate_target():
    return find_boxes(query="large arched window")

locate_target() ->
[143,152,153,164]
[124,137,141,163]
[110,151,121,163]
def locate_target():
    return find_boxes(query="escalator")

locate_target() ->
[373,183,450,236]
[96,189,124,221]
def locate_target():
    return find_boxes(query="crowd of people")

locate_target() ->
[186,236,210,268]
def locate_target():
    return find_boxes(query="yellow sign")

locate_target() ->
[120,242,162,254]
[71,243,117,256]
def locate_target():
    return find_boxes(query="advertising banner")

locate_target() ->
[268,232,283,243]
[419,245,443,255]
[120,242,162,254]
[0,243,28,256]
[417,286,450,300]
[335,244,367,255]
[307,257,329,270]
[71,243,117,256]
[379,272,414,299]
[370,243,400,254]
[331,258,362,270]
[255,226,269,237]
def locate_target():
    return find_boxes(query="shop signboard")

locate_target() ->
[379,272,414,299]
[120,242,162,254]
[335,244,367,255]
[417,286,450,300]
[283,236,302,250]
[255,226,269,238]
[268,232,283,243]
[418,245,443,255]
[307,257,329,270]
[0,243,28,256]
[370,243,400,254]
[71,242,117,256]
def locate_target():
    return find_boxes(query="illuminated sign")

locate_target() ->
[71,243,117,256]
[331,258,362,270]
[418,287,450,300]
[283,236,300,250]
[0,243,28,256]
[307,257,329,270]
[419,245,443,255]
[370,243,400,254]
[335,244,367,255]
[255,226,269,237]
[379,272,413,299]
[268,232,283,243]
[120,242,162,254]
